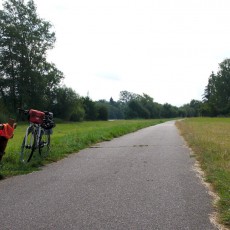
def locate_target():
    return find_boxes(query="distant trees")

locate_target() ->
[97,91,180,120]
[124,93,155,119]
[108,97,124,119]
[99,58,230,119]
[179,100,202,117]
[161,103,178,118]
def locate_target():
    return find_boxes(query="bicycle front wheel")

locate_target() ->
[20,128,36,163]
[39,129,50,158]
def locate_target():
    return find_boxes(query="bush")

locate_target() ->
[0,100,10,123]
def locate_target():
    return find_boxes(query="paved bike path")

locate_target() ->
[0,121,217,229]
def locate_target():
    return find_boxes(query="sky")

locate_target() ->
[1,0,230,106]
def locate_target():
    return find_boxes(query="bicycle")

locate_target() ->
[18,108,55,163]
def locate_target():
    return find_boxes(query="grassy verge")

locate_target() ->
[176,118,230,227]
[0,119,168,179]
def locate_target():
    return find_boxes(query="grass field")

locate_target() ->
[176,118,230,227]
[0,119,167,179]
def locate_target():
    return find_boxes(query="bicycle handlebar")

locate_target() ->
[17,108,29,115]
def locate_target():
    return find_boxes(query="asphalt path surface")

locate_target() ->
[0,121,217,230]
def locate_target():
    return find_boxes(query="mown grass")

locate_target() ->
[176,118,230,227]
[0,119,168,179]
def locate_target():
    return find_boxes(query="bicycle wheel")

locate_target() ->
[39,129,50,158]
[20,127,36,163]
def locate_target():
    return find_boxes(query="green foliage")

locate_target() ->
[0,0,63,112]
[179,100,203,117]
[119,92,179,119]
[203,59,230,116]
[82,96,98,120]
[96,103,108,120]
[52,86,84,121]
[0,99,9,122]
[119,90,138,103]
[140,94,160,118]
[98,92,181,119]
[126,99,150,119]
[161,103,178,118]
[70,106,85,122]
[108,98,124,119]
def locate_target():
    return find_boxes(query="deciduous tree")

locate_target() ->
[204,59,230,115]
[0,0,63,112]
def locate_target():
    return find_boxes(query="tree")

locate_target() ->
[52,86,84,121]
[189,99,202,117]
[139,93,161,118]
[203,72,219,116]
[0,0,63,112]
[119,90,138,104]
[203,59,230,115]
[82,96,98,121]
[108,99,124,119]
[96,103,108,120]
[179,100,203,117]
[179,103,195,117]
[161,103,178,118]
[126,99,150,119]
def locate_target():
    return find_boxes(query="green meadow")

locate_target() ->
[0,119,167,179]
[176,118,230,227]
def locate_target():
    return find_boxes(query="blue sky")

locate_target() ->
[1,0,230,106]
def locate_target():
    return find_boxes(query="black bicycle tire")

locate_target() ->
[27,138,36,162]
[39,131,51,157]
[20,128,36,163]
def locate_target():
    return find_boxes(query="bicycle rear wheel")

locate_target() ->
[39,129,50,158]
[20,127,36,163]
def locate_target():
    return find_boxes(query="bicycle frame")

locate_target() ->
[24,123,41,148]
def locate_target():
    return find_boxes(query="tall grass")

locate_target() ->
[0,119,167,179]
[176,118,230,227]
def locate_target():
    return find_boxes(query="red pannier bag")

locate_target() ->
[0,124,14,139]
[29,109,45,124]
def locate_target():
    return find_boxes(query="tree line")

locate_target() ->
[0,0,229,122]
